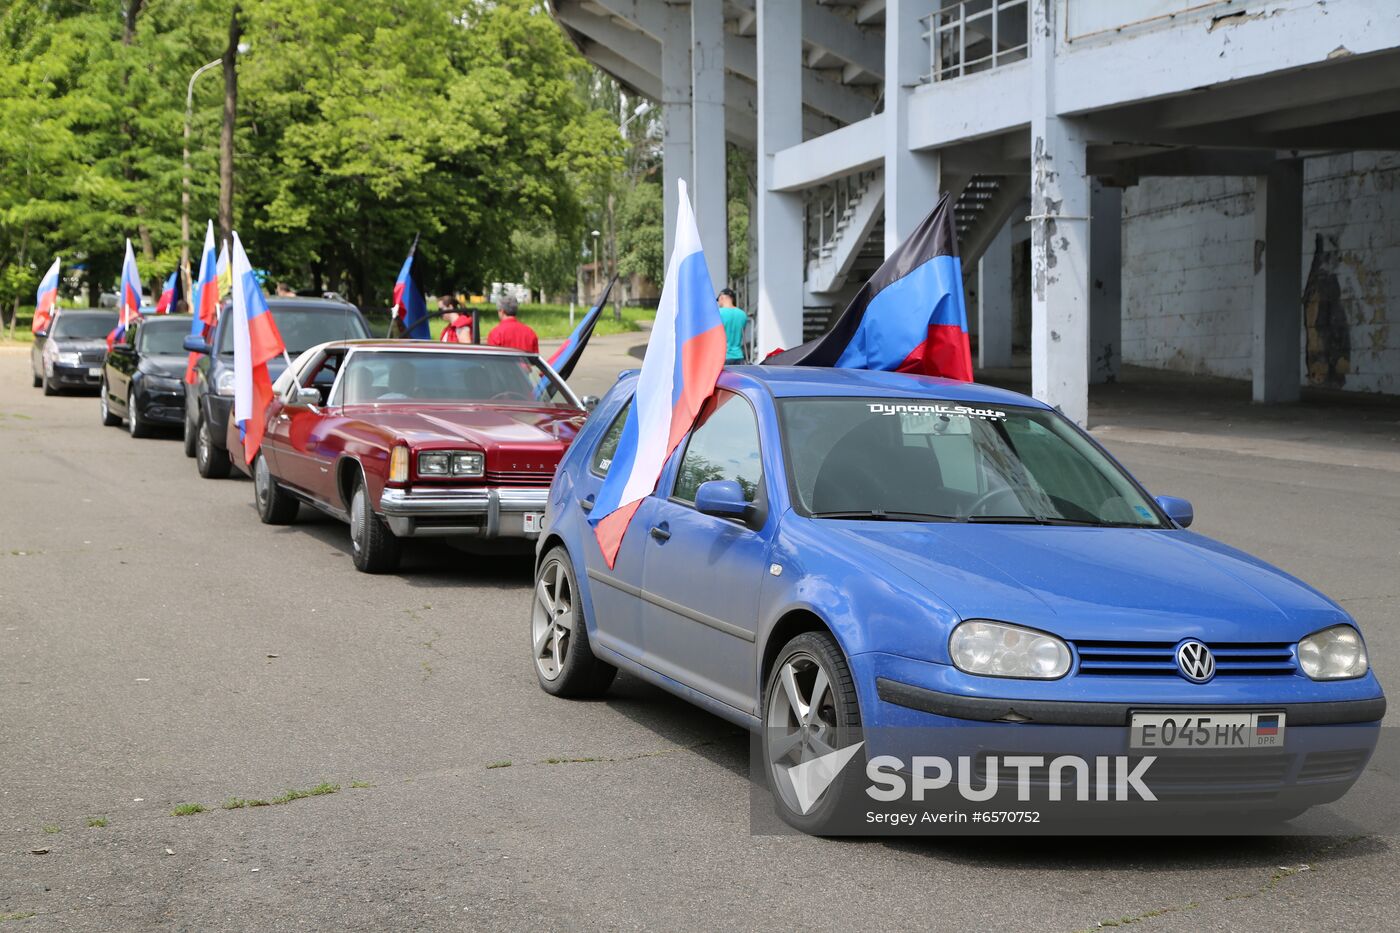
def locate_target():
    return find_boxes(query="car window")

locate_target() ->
[218,307,369,356]
[590,401,631,476]
[334,350,576,407]
[51,314,117,339]
[136,321,188,355]
[673,391,762,504]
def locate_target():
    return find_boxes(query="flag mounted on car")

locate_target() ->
[107,239,144,349]
[390,235,431,340]
[764,192,972,381]
[588,180,726,569]
[154,268,182,314]
[32,257,60,334]
[546,275,614,382]
[229,232,287,464]
[186,221,221,384]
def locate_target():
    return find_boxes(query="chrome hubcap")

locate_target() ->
[350,487,365,554]
[254,455,271,507]
[127,392,137,434]
[100,385,108,419]
[766,652,840,813]
[532,559,573,681]
[197,422,209,465]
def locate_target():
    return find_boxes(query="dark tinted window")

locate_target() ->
[51,313,117,339]
[590,401,631,476]
[335,350,575,408]
[136,319,189,355]
[673,392,762,503]
[218,306,369,356]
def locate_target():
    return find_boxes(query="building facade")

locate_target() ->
[552,0,1400,423]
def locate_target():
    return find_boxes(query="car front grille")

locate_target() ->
[80,350,105,363]
[484,470,554,487]
[1072,640,1296,677]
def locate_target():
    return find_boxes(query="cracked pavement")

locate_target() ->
[1,342,1397,931]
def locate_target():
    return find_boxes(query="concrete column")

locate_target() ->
[661,8,692,263]
[691,0,727,291]
[1029,0,1091,426]
[1088,181,1122,384]
[883,0,943,255]
[756,0,805,356]
[1251,160,1303,404]
[977,220,1014,370]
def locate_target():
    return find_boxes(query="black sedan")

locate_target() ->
[100,315,193,438]
[31,309,119,395]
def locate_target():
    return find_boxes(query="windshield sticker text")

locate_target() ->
[868,402,1007,421]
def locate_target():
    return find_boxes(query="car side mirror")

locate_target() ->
[183,335,211,354]
[581,395,600,412]
[292,385,321,407]
[695,480,753,522]
[1155,495,1194,528]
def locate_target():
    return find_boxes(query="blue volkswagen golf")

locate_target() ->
[532,367,1384,831]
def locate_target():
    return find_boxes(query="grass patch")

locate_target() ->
[360,302,652,342]
[41,825,60,834]
[486,760,512,770]
[270,782,339,804]
[542,756,606,765]
[349,780,373,788]
[0,912,37,922]
[86,817,107,828]
[221,797,270,810]
[171,803,205,817]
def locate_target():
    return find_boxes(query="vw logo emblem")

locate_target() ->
[1176,640,1216,683]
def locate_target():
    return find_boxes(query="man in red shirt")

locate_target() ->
[486,295,539,353]
[438,294,474,343]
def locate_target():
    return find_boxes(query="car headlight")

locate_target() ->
[1297,624,1368,680]
[215,369,236,396]
[417,450,484,478]
[389,445,409,483]
[949,620,1072,679]
[56,351,81,366]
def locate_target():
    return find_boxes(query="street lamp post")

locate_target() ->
[591,229,601,302]
[182,56,224,297]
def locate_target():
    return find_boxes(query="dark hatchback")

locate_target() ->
[31,309,119,395]
[100,314,194,437]
[183,296,371,477]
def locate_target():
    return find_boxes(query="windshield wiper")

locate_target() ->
[810,509,960,523]
[967,515,1156,528]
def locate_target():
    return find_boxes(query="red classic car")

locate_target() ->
[228,340,589,573]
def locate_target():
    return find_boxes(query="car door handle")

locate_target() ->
[649,524,671,542]
[581,495,595,513]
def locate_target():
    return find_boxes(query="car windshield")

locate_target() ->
[218,306,369,355]
[336,350,577,408]
[51,313,117,339]
[779,397,1166,527]
[137,320,189,355]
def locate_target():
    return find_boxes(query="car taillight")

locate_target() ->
[389,445,409,483]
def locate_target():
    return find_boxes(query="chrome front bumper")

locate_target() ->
[378,487,550,538]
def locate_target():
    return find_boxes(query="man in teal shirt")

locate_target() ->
[717,288,748,364]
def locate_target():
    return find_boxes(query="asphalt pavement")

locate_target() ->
[2,336,1398,932]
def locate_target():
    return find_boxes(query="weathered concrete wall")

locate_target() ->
[1120,153,1400,395]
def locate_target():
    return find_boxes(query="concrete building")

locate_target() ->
[551,0,1400,423]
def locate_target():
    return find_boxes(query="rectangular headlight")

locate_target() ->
[57,352,81,366]
[451,451,484,477]
[417,451,450,476]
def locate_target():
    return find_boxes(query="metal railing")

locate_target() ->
[803,169,881,278]
[922,0,1029,83]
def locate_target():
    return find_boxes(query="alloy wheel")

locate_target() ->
[765,651,840,813]
[254,454,272,510]
[531,558,574,681]
[350,486,366,555]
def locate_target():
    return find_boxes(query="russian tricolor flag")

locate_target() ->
[391,236,431,340]
[186,221,221,384]
[108,239,144,349]
[155,270,176,314]
[765,192,972,381]
[32,257,60,334]
[229,232,287,464]
[588,180,726,568]
[547,275,613,382]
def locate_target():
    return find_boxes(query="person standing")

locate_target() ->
[486,295,538,353]
[717,288,748,364]
[439,294,474,343]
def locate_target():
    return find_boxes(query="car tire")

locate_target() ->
[32,371,42,388]
[349,476,400,573]
[42,373,57,396]
[761,630,864,835]
[127,387,150,438]
[195,417,232,479]
[253,452,299,524]
[99,379,121,426]
[183,412,198,458]
[531,547,617,698]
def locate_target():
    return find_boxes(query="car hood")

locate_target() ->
[139,354,189,379]
[53,338,109,354]
[343,404,585,450]
[823,523,1347,642]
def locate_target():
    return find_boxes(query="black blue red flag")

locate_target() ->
[390,235,431,340]
[764,192,972,381]
[546,275,615,382]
